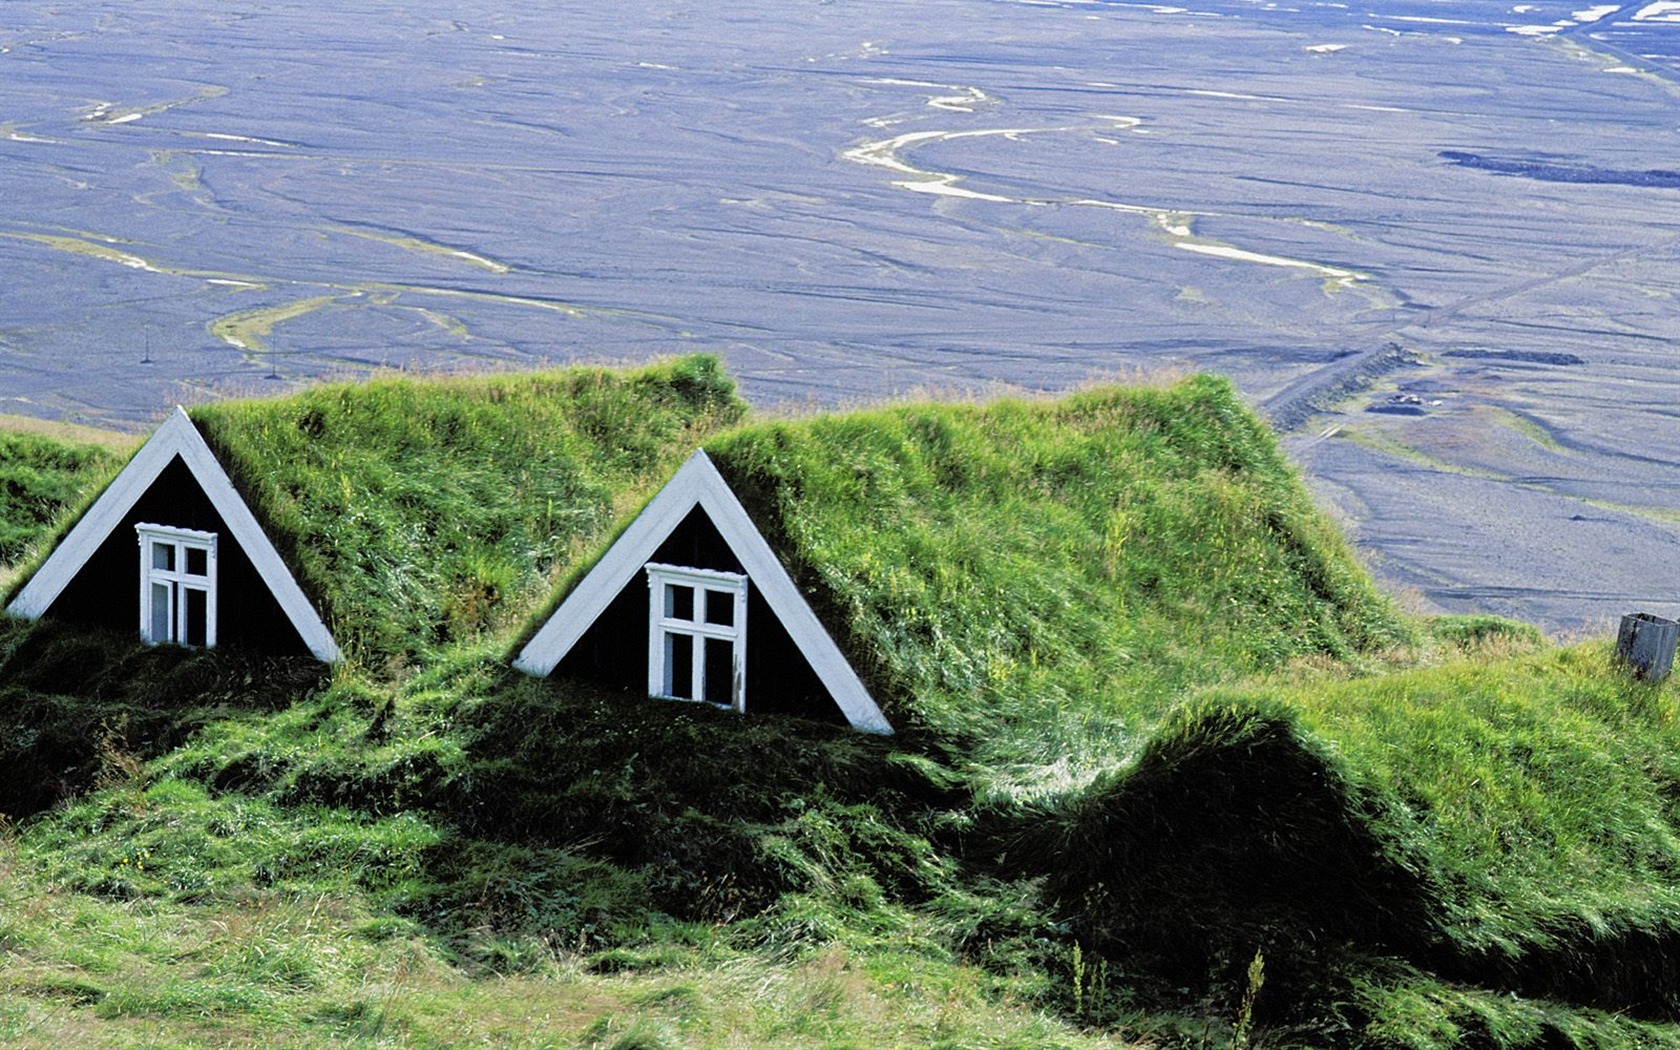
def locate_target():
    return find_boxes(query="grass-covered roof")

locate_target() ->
[694,373,1406,758]
[189,355,745,667]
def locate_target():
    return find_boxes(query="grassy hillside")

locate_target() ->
[4,363,1680,1048]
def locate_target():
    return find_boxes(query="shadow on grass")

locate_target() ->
[0,615,327,817]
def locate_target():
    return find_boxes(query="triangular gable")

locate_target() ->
[6,407,340,663]
[514,450,893,735]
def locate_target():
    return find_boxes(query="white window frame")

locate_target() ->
[136,523,218,648]
[645,562,748,713]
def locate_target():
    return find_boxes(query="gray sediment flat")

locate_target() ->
[1,0,1677,634]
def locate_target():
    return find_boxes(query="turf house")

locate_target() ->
[513,449,894,734]
[5,406,339,662]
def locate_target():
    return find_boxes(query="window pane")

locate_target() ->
[665,584,694,621]
[184,587,208,647]
[664,632,693,699]
[151,582,173,642]
[704,588,734,627]
[185,546,208,577]
[703,637,735,707]
[152,542,175,572]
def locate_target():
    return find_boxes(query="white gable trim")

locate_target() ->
[6,407,341,663]
[514,450,893,735]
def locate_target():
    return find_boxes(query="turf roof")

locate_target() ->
[24,360,1680,1039]
[188,355,746,669]
[535,372,1408,746]
[13,359,1403,736]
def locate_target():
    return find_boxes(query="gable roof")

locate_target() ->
[6,407,341,662]
[514,450,894,735]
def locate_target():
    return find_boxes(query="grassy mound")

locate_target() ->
[1034,640,1680,1040]
[1281,644,1680,1017]
[706,375,1404,754]
[0,616,326,815]
[151,653,961,947]
[193,354,745,667]
[1038,701,1442,1003]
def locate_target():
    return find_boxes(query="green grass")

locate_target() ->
[0,429,121,569]
[7,363,1680,1048]
[1038,638,1680,1042]
[0,616,327,815]
[0,717,1131,1048]
[1282,644,1680,1006]
[1,837,1141,1048]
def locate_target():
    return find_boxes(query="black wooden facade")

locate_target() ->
[41,455,313,657]
[555,506,846,725]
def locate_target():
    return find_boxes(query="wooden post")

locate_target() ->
[1617,612,1679,683]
